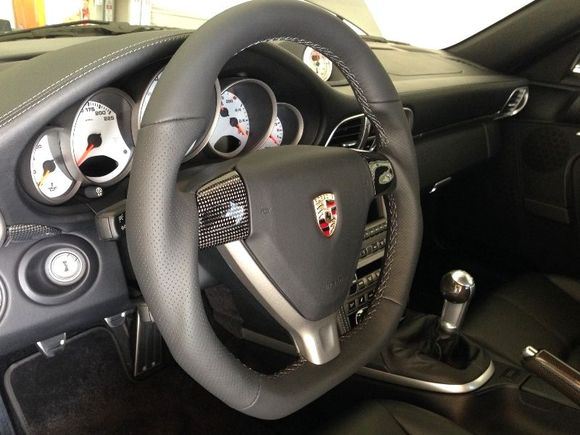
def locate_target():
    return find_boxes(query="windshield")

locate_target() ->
[1,0,535,49]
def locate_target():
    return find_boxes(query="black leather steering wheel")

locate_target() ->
[126,0,422,420]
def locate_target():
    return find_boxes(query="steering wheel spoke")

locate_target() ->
[196,171,251,249]
[219,240,340,365]
[127,0,421,420]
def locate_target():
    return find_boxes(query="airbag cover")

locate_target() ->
[237,146,374,321]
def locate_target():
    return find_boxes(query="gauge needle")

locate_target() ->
[37,160,56,187]
[237,124,247,136]
[268,134,280,145]
[77,133,102,166]
[229,117,247,136]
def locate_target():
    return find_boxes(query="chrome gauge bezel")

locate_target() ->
[65,88,136,187]
[206,78,277,158]
[25,127,81,205]
[262,102,304,148]
[136,68,222,161]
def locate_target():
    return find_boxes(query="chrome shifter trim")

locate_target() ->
[359,360,495,394]
[219,241,341,365]
[240,327,495,394]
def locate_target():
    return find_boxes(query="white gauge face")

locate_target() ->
[264,117,284,147]
[303,46,333,81]
[71,99,133,185]
[30,132,75,200]
[208,90,250,155]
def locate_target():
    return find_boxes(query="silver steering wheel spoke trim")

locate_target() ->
[218,240,340,365]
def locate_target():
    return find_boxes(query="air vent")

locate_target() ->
[326,108,413,151]
[496,86,529,119]
[325,115,366,149]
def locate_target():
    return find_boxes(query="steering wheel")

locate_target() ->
[126,0,421,420]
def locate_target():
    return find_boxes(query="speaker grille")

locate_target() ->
[521,127,570,172]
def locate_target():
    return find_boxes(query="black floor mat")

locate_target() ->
[4,328,328,435]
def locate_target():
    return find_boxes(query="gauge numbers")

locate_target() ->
[208,90,251,156]
[69,89,134,186]
[264,117,284,147]
[261,103,304,148]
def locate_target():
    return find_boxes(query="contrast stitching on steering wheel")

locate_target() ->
[228,37,391,147]
[220,38,401,377]
[340,194,398,339]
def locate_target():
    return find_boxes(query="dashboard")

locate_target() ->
[0,29,528,355]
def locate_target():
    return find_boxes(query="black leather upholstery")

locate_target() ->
[463,274,580,368]
[322,401,470,435]
[127,0,422,419]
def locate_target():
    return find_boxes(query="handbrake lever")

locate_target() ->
[521,346,580,406]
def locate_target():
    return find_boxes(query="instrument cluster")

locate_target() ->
[22,71,304,205]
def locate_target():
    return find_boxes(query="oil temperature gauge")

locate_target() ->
[27,128,80,205]
[303,46,333,81]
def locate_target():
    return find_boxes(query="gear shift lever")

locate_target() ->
[439,270,475,335]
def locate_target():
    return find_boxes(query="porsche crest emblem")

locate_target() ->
[313,193,337,238]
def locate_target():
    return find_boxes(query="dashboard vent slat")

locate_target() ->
[496,86,529,119]
[325,115,366,149]
[325,108,413,151]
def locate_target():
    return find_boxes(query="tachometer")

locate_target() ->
[27,128,80,204]
[303,46,333,81]
[67,88,135,186]
[137,69,221,161]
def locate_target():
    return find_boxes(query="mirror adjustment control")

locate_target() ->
[44,247,87,286]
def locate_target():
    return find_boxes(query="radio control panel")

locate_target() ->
[343,218,387,329]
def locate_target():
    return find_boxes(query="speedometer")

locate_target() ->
[67,88,135,186]
[137,69,221,161]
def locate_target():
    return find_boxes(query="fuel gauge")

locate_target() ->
[28,128,80,204]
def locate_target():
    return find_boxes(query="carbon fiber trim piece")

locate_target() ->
[4,224,61,246]
[196,172,250,249]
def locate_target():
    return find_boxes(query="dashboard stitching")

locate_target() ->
[0,33,189,129]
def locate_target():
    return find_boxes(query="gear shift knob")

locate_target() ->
[439,270,475,334]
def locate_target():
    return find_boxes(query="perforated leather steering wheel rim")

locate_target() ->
[126,0,422,420]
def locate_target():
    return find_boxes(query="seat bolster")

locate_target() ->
[546,275,580,302]
[464,274,580,367]
[321,400,470,435]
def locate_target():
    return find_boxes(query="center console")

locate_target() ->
[339,217,388,331]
